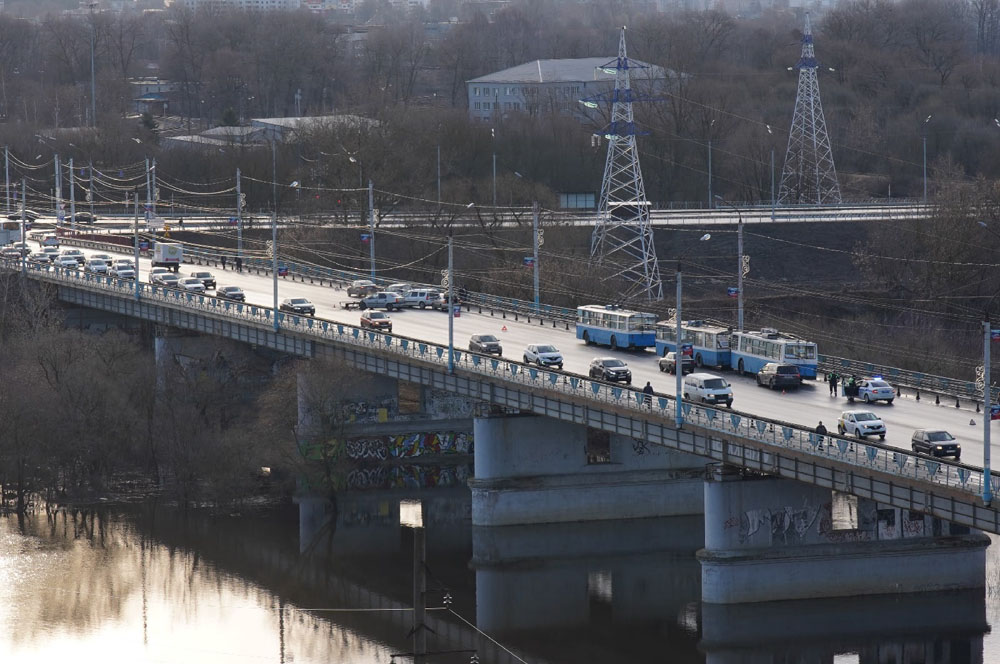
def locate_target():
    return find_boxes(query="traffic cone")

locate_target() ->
[781,388,786,395]
[501,325,507,332]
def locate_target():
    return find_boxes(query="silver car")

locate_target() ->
[523,344,563,369]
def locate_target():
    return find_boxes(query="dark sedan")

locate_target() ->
[216,286,246,302]
[280,297,315,316]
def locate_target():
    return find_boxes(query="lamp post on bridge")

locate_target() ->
[977,220,1000,505]
[675,233,712,428]
[922,114,932,204]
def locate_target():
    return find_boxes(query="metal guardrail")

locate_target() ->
[46,235,990,406]
[8,257,998,512]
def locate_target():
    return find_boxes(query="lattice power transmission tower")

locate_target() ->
[777,13,842,205]
[590,26,663,301]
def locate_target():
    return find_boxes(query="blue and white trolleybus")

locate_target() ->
[654,320,732,369]
[730,328,818,378]
[576,305,657,350]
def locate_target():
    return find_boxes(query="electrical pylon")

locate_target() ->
[777,13,842,205]
[590,26,663,301]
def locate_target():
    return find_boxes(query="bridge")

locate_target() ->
[6,238,995,604]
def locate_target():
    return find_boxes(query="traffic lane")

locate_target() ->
[70,241,998,463]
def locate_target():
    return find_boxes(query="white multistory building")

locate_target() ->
[168,0,303,9]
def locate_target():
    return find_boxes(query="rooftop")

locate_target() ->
[468,57,666,84]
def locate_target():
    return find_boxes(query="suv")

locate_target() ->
[469,334,503,355]
[59,248,86,265]
[400,289,441,309]
[361,310,392,332]
[589,357,631,384]
[837,410,886,440]
[658,351,694,375]
[523,344,563,369]
[347,279,378,298]
[911,429,961,459]
[682,372,733,407]
[359,291,401,311]
[189,271,216,289]
[756,363,801,390]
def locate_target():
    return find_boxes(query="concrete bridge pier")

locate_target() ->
[698,467,990,604]
[469,413,709,526]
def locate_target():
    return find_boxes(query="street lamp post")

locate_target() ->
[89,1,97,127]
[922,114,932,204]
[983,314,993,506]
[766,124,775,222]
[716,195,746,332]
[133,186,140,300]
[532,201,540,312]
[447,232,454,373]
[368,180,375,280]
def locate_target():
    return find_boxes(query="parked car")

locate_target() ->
[856,377,895,405]
[148,267,170,284]
[347,279,378,298]
[361,310,393,332]
[385,282,411,295]
[158,273,181,288]
[59,248,86,265]
[837,410,887,440]
[280,297,315,315]
[55,255,79,269]
[756,363,802,390]
[72,211,97,223]
[658,351,695,375]
[432,294,462,312]
[85,258,109,274]
[7,209,39,222]
[216,286,246,302]
[682,372,733,407]
[189,270,216,289]
[110,263,135,279]
[911,429,961,459]
[523,344,563,369]
[400,289,442,309]
[177,277,207,293]
[589,357,632,384]
[359,291,401,311]
[470,334,503,355]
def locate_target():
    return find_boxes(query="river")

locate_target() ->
[0,488,997,663]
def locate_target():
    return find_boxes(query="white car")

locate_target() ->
[359,291,401,311]
[110,264,135,279]
[55,255,79,269]
[85,258,109,274]
[856,377,895,405]
[837,410,886,440]
[523,344,563,369]
[148,267,170,284]
[176,277,206,293]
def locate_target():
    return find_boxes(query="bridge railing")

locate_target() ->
[11,258,996,506]
[818,355,996,404]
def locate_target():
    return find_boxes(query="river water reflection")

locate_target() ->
[0,488,997,663]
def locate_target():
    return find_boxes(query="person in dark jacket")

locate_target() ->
[642,381,654,407]
[828,372,838,396]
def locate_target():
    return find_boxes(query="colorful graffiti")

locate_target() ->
[346,463,473,490]
[389,432,472,458]
[340,395,398,423]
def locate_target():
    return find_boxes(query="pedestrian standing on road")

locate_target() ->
[642,381,654,407]
[829,372,838,396]
[235,256,242,273]
[815,420,828,448]
[178,217,184,228]
[220,254,227,270]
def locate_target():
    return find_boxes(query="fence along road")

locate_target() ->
[8,257,1000,534]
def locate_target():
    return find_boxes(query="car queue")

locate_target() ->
[6,237,964,465]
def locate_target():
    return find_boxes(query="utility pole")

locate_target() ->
[89,159,95,220]
[54,153,62,228]
[272,211,279,332]
[69,157,76,232]
[436,144,441,206]
[447,232,454,373]
[532,201,540,312]
[4,146,9,214]
[236,168,243,259]
[19,180,25,275]
[133,186,140,300]
[145,157,152,227]
[151,157,157,218]
[368,180,375,280]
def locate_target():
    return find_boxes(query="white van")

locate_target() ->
[400,289,441,309]
[683,372,734,408]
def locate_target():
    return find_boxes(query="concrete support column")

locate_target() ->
[469,414,708,526]
[698,467,989,604]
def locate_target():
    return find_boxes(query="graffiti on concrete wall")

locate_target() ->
[347,463,473,490]
[341,395,398,423]
[389,432,473,457]
[423,389,477,419]
[738,505,822,545]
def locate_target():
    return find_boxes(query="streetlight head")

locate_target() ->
[924,114,933,123]
[514,171,523,178]
[699,233,711,241]
[994,118,1000,128]
[132,138,141,144]
[766,124,773,134]
[979,221,989,228]
[465,202,475,208]
[290,180,300,188]
[713,194,723,201]
[348,156,357,163]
